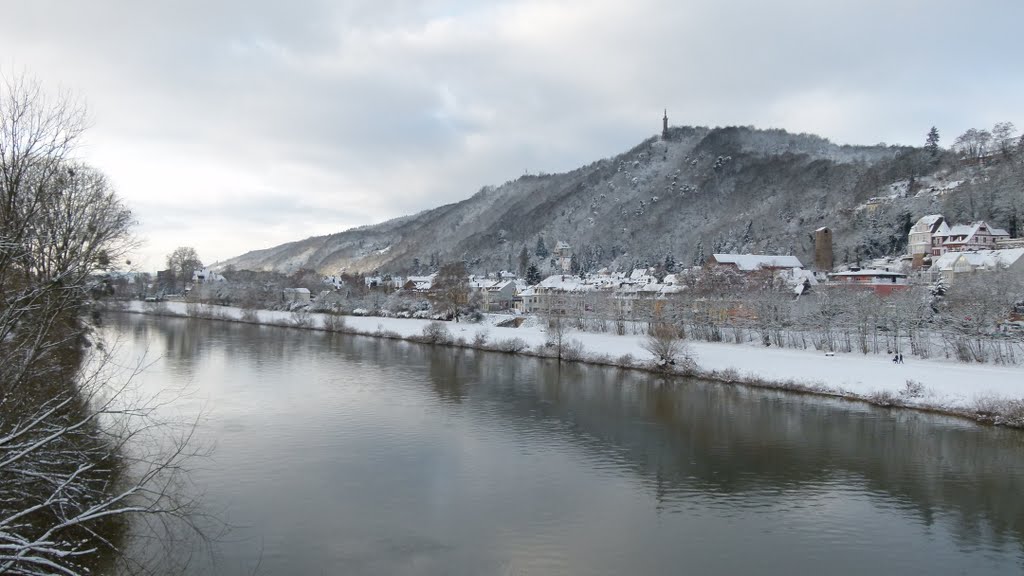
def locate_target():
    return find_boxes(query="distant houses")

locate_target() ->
[908,215,1009,259]
[299,211,1020,318]
[931,248,1024,283]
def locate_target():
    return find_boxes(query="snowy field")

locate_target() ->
[119,301,1024,423]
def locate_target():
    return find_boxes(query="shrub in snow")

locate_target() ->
[641,323,688,370]
[472,330,489,348]
[322,314,348,333]
[290,310,312,328]
[420,321,452,344]
[900,379,926,400]
[559,338,586,361]
[866,390,902,408]
[494,337,529,353]
[240,308,260,324]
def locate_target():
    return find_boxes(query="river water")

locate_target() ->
[102,313,1024,575]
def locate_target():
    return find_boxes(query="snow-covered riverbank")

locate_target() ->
[114,301,1024,427]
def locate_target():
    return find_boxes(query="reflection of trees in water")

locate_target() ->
[429,349,1024,551]
[110,313,1024,552]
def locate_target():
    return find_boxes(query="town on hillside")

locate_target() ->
[107,215,1024,363]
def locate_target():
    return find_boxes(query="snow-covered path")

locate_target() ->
[120,301,1024,417]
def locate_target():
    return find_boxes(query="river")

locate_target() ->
[102,313,1024,575]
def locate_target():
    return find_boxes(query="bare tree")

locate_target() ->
[941,269,1022,363]
[165,246,202,292]
[642,321,692,371]
[429,261,469,321]
[1,73,208,575]
[992,121,1018,157]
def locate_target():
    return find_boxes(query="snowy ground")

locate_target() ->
[119,301,1024,422]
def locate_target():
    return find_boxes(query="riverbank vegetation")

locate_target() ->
[1,74,204,574]
[115,299,1024,429]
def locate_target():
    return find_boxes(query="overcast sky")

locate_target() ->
[3,0,1021,272]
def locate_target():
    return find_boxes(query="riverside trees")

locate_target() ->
[1,74,204,574]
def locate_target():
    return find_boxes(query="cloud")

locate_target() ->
[2,0,1021,270]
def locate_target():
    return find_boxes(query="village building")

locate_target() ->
[402,274,437,292]
[827,269,909,296]
[931,248,1024,283]
[907,215,946,262]
[553,241,573,272]
[814,227,834,271]
[282,287,311,304]
[708,254,804,273]
[930,221,1009,255]
[192,267,226,284]
[482,280,517,312]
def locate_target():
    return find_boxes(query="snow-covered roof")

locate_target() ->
[284,287,311,294]
[468,277,495,290]
[711,254,803,271]
[829,269,906,278]
[629,268,652,280]
[913,214,943,228]
[935,221,1009,242]
[944,224,976,237]
[937,248,1024,271]
[538,275,595,292]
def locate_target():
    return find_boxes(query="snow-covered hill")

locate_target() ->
[220,125,1021,275]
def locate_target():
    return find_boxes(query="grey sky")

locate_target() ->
[3,0,1021,271]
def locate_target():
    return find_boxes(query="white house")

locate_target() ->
[907,215,946,256]
[932,248,1024,283]
[282,287,311,303]
[192,267,226,284]
[553,241,573,272]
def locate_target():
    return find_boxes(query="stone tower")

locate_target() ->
[662,109,668,140]
[814,227,834,271]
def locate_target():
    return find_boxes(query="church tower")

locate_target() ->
[662,109,668,140]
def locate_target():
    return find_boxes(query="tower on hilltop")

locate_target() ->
[662,109,668,139]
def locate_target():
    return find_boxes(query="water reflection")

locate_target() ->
[108,313,1024,575]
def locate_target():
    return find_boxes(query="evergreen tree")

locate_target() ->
[518,245,529,276]
[570,253,580,275]
[535,236,549,258]
[925,126,940,157]
[692,241,706,266]
[664,253,676,273]
[525,263,542,285]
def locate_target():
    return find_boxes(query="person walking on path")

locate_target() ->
[898,353,904,364]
